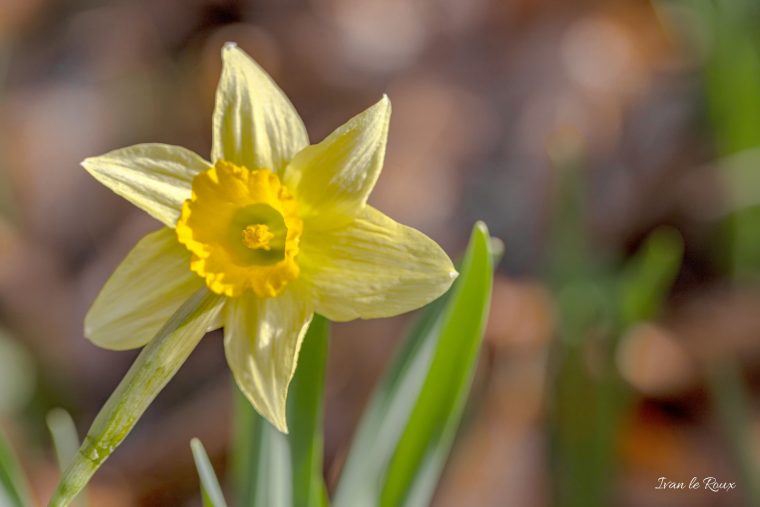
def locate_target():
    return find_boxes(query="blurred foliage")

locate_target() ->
[547,147,684,507]
[0,330,35,416]
[661,2,760,504]
[0,429,33,507]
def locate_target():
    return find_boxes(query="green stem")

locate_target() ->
[48,288,222,507]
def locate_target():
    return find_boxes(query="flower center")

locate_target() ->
[242,224,274,251]
[176,160,303,298]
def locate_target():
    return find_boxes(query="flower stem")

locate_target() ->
[48,288,222,507]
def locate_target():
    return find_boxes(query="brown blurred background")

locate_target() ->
[0,0,758,506]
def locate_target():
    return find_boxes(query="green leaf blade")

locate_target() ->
[0,429,33,507]
[286,315,329,507]
[332,286,449,507]
[191,438,229,507]
[334,222,494,507]
[380,222,493,507]
[234,315,329,507]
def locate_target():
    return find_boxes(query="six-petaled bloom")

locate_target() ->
[83,42,458,432]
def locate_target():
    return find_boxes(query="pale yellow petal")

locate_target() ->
[299,206,457,321]
[212,43,308,173]
[224,285,313,432]
[85,228,205,350]
[284,96,390,220]
[82,144,212,227]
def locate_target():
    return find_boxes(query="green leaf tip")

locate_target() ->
[473,220,489,236]
[190,438,228,507]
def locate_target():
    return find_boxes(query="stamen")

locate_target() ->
[177,162,302,298]
[242,224,274,251]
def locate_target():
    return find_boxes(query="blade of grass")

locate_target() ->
[46,409,86,507]
[190,438,229,507]
[234,315,329,507]
[0,429,33,507]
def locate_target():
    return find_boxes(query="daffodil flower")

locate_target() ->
[83,42,456,432]
[50,42,456,506]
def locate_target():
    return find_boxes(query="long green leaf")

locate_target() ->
[49,288,223,507]
[0,429,33,507]
[380,222,493,507]
[234,315,329,507]
[332,279,451,506]
[334,222,494,507]
[190,438,229,507]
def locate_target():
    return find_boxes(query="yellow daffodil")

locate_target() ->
[82,42,457,433]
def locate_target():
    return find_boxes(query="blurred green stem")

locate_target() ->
[711,215,760,506]
[697,0,760,500]
[655,2,760,499]
[549,283,622,507]
[706,358,760,505]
